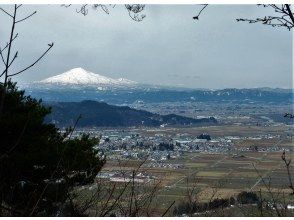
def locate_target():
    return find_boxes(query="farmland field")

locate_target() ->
[85,124,293,216]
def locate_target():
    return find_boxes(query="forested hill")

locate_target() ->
[45,100,217,128]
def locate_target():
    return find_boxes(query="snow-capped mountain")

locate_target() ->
[22,67,293,105]
[40,67,137,86]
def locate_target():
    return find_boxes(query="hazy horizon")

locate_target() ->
[1,4,293,89]
[18,66,293,91]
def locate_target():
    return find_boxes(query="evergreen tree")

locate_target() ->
[0,81,105,216]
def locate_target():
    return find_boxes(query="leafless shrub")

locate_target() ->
[69,157,175,217]
[248,149,294,217]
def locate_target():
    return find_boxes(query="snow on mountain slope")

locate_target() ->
[40,68,137,86]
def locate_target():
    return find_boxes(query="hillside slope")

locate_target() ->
[46,100,217,127]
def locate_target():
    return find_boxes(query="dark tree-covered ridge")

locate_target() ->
[46,100,218,128]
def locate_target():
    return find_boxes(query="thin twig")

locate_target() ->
[252,163,281,216]
[193,4,208,20]
[0,7,13,18]
[161,201,175,217]
[285,4,294,24]
[0,4,17,114]
[237,4,294,30]
[15,11,37,23]
[8,43,54,77]
[1,33,18,53]
[0,52,18,77]
[281,150,294,194]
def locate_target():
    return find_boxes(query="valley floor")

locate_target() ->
[73,124,294,216]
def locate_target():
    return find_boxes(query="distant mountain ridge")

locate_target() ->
[21,67,293,105]
[28,86,293,105]
[46,100,217,128]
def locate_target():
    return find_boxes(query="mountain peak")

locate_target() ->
[70,67,87,72]
[40,68,137,86]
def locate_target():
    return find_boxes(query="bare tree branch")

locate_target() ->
[64,4,146,22]
[162,201,175,217]
[76,4,88,16]
[193,4,208,20]
[125,4,146,22]
[0,4,17,114]
[237,4,294,30]
[61,4,72,8]
[92,4,115,14]
[0,33,18,54]
[0,7,13,18]
[0,52,18,77]
[252,163,282,216]
[281,150,294,194]
[0,48,6,66]
[8,43,54,77]
[15,11,37,23]
[285,4,294,23]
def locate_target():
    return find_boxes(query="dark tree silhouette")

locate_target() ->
[0,81,106,216]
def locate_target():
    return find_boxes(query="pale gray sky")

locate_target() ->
[0,4,292,89]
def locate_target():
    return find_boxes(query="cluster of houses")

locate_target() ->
[70,128,291,162]
[144,162,184,169]
[93,130,235,162]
